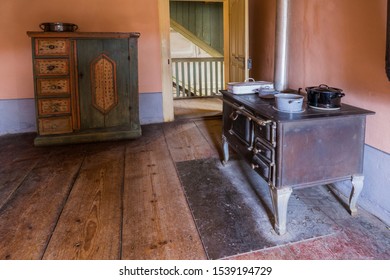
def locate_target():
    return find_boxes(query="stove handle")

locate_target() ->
[224,99,272,126]
[229,110,239,121]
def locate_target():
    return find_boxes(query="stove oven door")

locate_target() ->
[223,101,254,161]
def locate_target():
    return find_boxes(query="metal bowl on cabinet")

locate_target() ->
[39,22,78,32]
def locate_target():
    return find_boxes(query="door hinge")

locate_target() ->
[247,58,253,70]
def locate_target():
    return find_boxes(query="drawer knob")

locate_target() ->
[251,164,259,169]
[48,45,56,49]
[47,65,56,71]
[51,104,60,112]
[50,85,62,90]
[253,148,262,154]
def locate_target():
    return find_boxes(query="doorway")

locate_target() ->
[158,0,249,121]
[170,0,225,119]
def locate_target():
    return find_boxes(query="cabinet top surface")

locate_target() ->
[221,90,375,122]
[27,31,140,39]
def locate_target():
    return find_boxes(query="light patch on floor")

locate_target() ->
[174,97,222,119]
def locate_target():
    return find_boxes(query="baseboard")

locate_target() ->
[0,93,164,135]
[0,98,36,135]
[333,145,390,226]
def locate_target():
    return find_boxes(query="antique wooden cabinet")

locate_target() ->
[27,32,141,145]
[221,90,375,235]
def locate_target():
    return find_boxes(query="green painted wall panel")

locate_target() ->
[170,1,224,54]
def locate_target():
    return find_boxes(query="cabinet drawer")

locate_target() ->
[34,59,69,75]
[37,78,70,96]
[38,116,72,135]
[38,98,71,116]
[35,39,70,56]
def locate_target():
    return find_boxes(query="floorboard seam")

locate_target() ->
[40,153,87,260]
[119,144,127,260]
[162,120,210,259]
[0,153,48,213]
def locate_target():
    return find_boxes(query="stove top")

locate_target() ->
[221,91,375,122]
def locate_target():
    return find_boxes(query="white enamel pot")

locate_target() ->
[274,93,304,112]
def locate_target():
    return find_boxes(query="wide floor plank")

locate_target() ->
[0,146,85,259]
[122,125,206,259]
[194,119,223,158]
[0,134,48,209]
[0,158,39,210]
[43,143,125,260]
[163,121,218,162]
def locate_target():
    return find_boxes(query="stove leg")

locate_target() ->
[349,175,364,216]
[222,135,229,165]
[269,186,293,235]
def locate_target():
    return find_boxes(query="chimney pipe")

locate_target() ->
[274,0,290,91]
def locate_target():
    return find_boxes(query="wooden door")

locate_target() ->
[76,39,131,130]
[229,0,249,82]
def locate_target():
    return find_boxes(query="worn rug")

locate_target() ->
[176,157,345,259]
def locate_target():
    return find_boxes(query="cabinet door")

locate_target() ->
[76,39,131,129]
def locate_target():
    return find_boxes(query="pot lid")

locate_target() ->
[228,79,273,87]
[307,84,343,93]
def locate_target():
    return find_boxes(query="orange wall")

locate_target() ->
[250,0,276,82]
[252,0,390,153]
[0,0,162,99]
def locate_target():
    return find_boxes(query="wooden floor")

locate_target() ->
[0,118,389,260]
[174,97,222,120]
[0,119,223,260]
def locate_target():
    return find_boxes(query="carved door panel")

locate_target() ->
[76,39,131,129]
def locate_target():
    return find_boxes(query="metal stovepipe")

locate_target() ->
[274,0,290,91]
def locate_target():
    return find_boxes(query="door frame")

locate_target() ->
[158,0,232,122]
[229,0,249,82]
[158,0,174,122]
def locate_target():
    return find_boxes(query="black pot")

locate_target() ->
[305,84,345,108]
[40,22,78,32]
